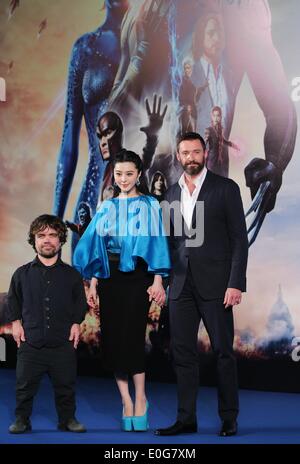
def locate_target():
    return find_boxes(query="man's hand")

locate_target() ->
[223,288,242,308]
[69,323,80,349]
[12,320,25,348]
[140,94,167,137]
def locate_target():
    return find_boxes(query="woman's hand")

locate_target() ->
[87,277,98,309]
[147,275,166,307]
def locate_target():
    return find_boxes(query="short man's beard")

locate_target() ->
[38,246,60,259]
[183,160,205,176]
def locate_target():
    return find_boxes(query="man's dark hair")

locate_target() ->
[176,132,206,152]
[192,12,224,61]
[28,214,68,250]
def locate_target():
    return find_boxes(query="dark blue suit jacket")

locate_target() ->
[162,170,248,300]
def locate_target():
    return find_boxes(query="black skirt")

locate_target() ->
[99,256,153,375]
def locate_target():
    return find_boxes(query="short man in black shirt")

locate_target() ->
[7,215,87,433]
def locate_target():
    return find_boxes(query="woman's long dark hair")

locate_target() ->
[112,149,149,197]
[150,171,167,196]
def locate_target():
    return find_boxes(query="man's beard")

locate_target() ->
[183,160,205,176]
[38,246,60,259]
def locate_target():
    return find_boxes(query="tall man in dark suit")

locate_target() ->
[156,132,248,437]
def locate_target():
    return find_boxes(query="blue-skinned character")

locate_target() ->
[53,0,129,221]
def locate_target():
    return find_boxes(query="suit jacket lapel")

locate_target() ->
[168,184,188,234]
[191,170,215,229]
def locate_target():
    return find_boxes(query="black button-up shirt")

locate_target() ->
[7,257,87,348]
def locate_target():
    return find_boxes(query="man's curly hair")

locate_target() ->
[28,214,68,251]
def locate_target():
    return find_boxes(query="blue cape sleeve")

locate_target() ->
[119,197,171,276]
[72,205,110,279]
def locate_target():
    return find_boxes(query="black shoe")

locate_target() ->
[58,418,86,433]
[154,420,197,436]
[219,420,237,437]
[9,417,32,434]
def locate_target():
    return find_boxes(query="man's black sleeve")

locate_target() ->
[225,181,249,291]
[7,269,23,322]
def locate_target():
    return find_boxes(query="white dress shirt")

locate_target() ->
[178,167,207,230]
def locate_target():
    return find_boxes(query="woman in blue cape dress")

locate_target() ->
[73,149,171,431]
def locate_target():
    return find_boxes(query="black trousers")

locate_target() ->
[15,341,77,423]
[169,266,239,424]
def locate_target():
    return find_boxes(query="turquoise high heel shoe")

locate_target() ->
[132,401,149,432]
[121,407,133,432]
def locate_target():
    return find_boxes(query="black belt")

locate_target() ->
[107,252,120,262]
